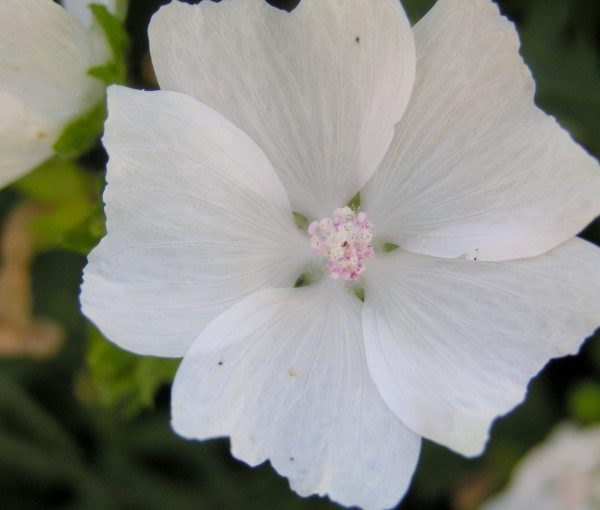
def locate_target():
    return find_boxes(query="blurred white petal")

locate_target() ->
[0,0,107,184]
[482,425,600,510]
[0,92,57,187]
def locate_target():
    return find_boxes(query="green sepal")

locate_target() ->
[293,212,309,231]
[293,272,312,288]
[347,192,361,211]
[354,287,365,302]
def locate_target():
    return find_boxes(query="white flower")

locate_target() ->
[81,0,600,508]
[481,425,600,510]
[0,0,114,187]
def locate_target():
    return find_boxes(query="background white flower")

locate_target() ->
[481,425,600,510]
[0,0,114,187]
[81,0,600,508]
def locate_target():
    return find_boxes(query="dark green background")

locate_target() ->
[1,1,599,509]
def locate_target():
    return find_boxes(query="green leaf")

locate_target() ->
[60,204,106,254]
[0,376,78,458]
[516,0,600,154]
[568,381,600,425]
[90,4,128,59]
[15,159,80,203]
[114,0,129,21]
[89,4,128,85]
[53,101,106,158]
[88,63,123,85]
[13,159,98,248]
[85,327,179,418]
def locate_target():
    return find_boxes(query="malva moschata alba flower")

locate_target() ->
[0,0,115,188]
[81,0,600,508]
[481,424,600,510]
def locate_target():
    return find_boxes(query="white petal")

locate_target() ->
[362,0,600,261]
[149,0,415,218]
[0,0,105,183]
[172,282,421,510]
[362,238,600,456]
[81,86,311,357]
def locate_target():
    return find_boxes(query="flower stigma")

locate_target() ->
[308,207,374,281]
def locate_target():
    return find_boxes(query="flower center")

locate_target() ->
[308,206,374,281]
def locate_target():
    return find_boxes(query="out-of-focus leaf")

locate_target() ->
[569,380,600,425]
[88,62,123,85]
[91,4,127,57]
[89,4,128,84]
[13,160,97,248]
[515,0,600,154]
[0,376,77,460]
[53,102,106,158]
[590,335,600,369]
[114,0,129,21]
[84,327,178,417]
[15,159,84,203]
[61,205,106,254]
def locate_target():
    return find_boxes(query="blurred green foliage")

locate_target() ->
[569,381,600,425]
[60,204,106,255]
[14,159,100,249]
[502,0,600,157]
[88,4,129,85]
[84,327,178,418]
[0,0,599,509]
[54,103,107,159]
